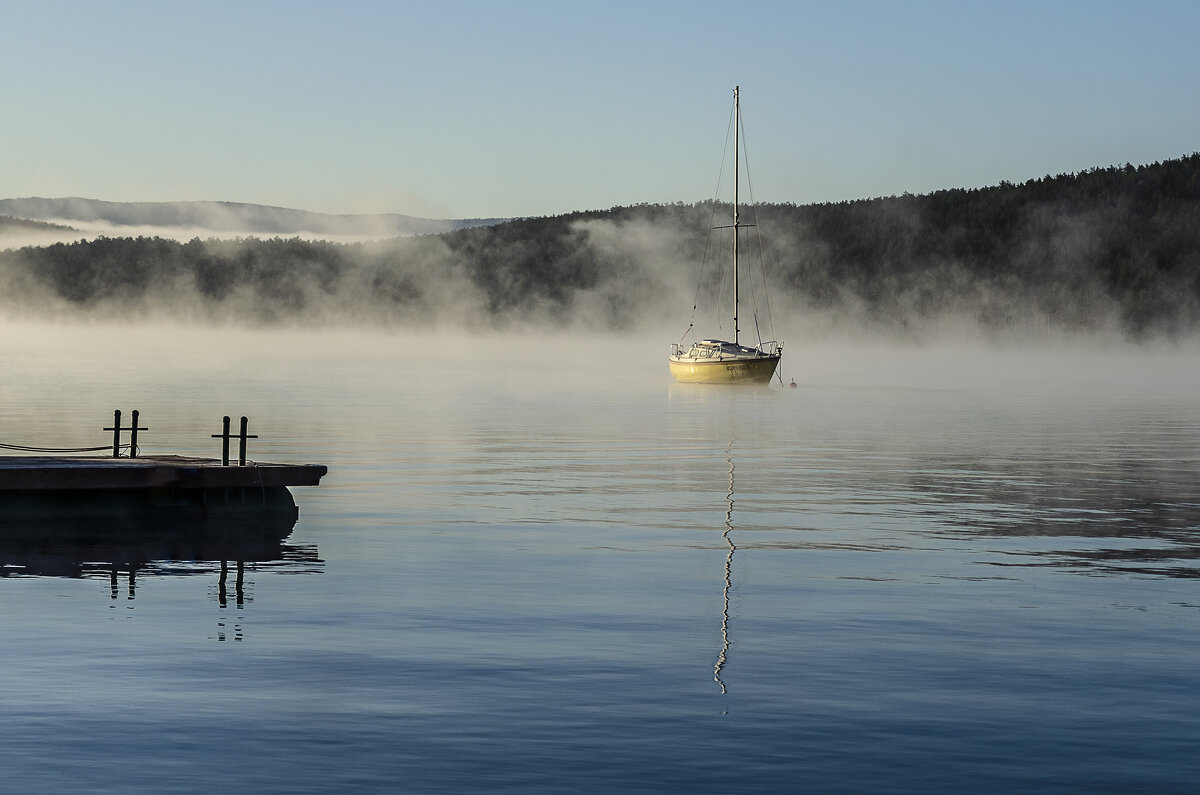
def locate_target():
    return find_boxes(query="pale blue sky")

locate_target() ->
[3,1,1198,219]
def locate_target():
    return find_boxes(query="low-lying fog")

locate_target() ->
[3,319,1197,398]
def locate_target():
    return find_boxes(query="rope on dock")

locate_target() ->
[0,442,128,454]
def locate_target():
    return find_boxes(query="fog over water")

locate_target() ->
[4,314,1200,791]
[3,315,1199,396]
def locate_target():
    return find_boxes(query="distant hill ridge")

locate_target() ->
[0,197,506,237]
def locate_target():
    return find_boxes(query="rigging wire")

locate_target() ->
[691,88,780,349]
[736,91,787,388]
[685,97,739,341]
[736,101,779,348]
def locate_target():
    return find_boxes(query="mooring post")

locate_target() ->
[129,410,141,458]
[211,415,259,466]
[238,416,258,466]
[108,409,121,458]
[213,415,231,466]
[103,410,149,458]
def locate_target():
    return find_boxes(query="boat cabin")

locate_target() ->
[679,340,765,360]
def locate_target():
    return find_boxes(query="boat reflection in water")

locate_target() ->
[0,511,323,607]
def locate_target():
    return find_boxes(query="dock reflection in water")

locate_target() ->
[0,513,323,596]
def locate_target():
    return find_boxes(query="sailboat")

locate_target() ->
[669,86,783,385]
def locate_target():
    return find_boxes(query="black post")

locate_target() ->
[129,410,141,458]
[103,409,149,458]
[238,416,257,466]
[212,414,258,466]
[110,409,121,458]
[219,416,231,466]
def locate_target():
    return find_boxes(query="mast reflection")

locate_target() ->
[714,447,736,694]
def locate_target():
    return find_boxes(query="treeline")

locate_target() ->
[3,154,1200,337]
[789,154,1200,336]
[0,235,459,326]
[0,215,72,233]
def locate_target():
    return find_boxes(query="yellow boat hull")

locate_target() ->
[668,353,781,384]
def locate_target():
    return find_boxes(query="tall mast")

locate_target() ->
[733,85,740,345]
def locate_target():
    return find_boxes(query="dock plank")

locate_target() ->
[0,455,327,491]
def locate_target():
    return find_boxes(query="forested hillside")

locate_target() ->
[0,215,74,233]
[3,154,1199,338]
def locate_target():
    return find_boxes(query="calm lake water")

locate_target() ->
[3,323,1200,793]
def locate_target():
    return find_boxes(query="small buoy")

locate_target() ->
[789,378,797,389]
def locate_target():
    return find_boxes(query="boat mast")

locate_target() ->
[733,85,740,345]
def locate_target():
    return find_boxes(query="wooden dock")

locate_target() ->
[0,454,327,522]
[0,410,327,526]
[0,455,326,490]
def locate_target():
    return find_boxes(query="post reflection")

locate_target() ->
[218,559,247,608]
[109,567,136,601]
